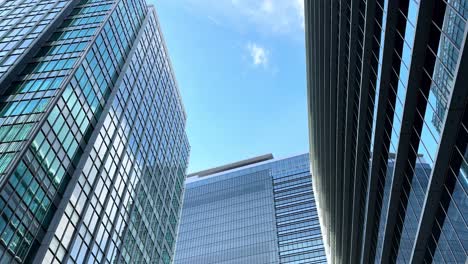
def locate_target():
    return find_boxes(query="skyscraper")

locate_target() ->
[174,154,327,264]
[305,0,467,263]
[0,1,189,263]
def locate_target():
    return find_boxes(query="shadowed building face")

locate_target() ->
[305,0,468,263]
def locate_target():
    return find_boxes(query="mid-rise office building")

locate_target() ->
[305,0,467,263]
[0,0,189,263]
[174,153,327,264]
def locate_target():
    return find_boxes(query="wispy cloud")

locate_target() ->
[260,0,274,14]
[177,0,305,37]
[206,15,221,26]
[294,0,305,29]
[247,42,269,67]
[231,0,304,34]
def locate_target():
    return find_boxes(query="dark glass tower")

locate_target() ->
[305,0,467,263]
[174,154,327,264]
[0,1,189,263]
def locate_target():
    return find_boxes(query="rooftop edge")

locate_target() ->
[187,154,274,178]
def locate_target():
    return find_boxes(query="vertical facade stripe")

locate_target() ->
[306,0,468,263]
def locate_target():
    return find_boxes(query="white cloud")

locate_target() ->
[294,0,305,29]
[247,42,268,67]
[230,0,304,34]
[260,0,274,14]
[178,0,305,36]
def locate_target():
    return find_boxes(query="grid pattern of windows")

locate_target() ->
[426,123,468,263]
[0,0,71,76]
[0,0,100,178]
[272,155,327,264]
[175,170,279,264]
[0,1,118,262]
[389,2,467,262]
[418,2,468,262]
[42,3,188,264]
[378,160,432,263]
[0,0,189,263]
[110,9,189,264]
[175,154,327,264]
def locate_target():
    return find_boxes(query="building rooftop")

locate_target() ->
[187,153,274,178]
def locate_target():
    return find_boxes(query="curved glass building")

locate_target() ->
[305,0,468,263]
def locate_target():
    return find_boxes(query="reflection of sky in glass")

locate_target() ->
[419,3,464,166]
[359,0,468,261]
[398,1,468,262]
[429,2,468,262]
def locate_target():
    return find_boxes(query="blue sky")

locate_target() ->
[152,0,308,173]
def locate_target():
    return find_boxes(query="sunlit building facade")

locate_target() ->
[305,0,467,263]
[0,0,189,263]
[174,154,327,264]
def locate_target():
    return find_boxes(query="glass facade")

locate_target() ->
[176,169,279,264]
[0,0,73,79]
[271,155,327,263]
[174,154,327,264]
[0,0,189,263]
[375,159,432,263]
[305,0,468,263]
